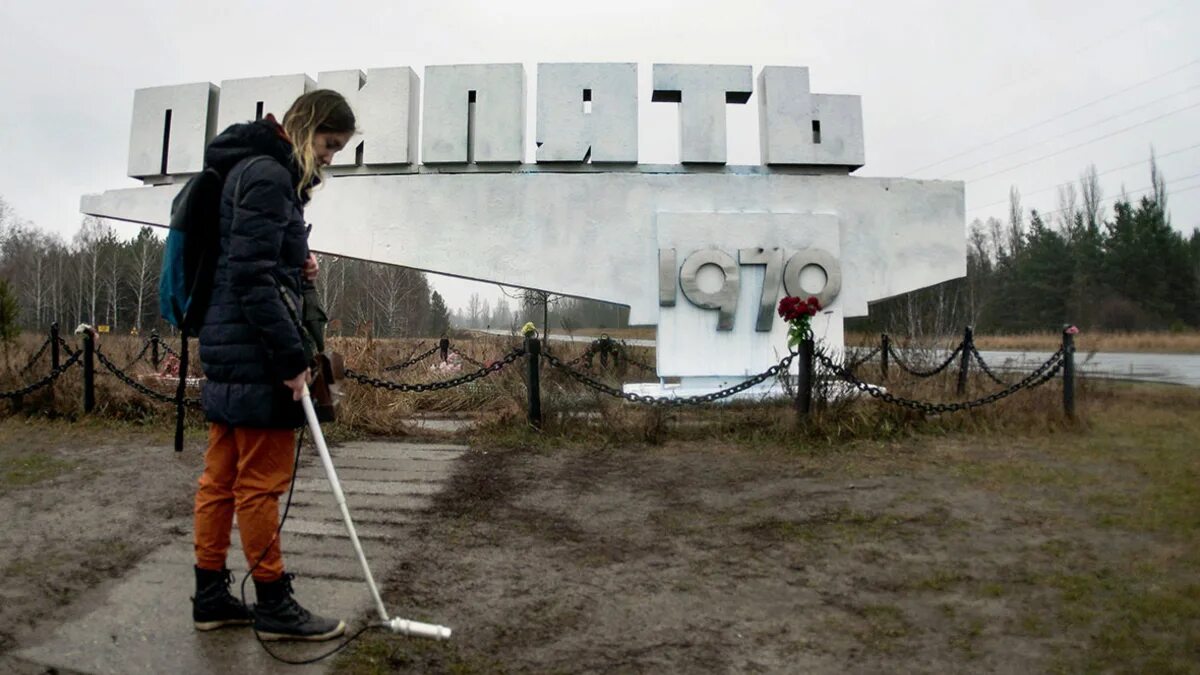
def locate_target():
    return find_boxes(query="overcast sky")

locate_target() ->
[1,0,1197,312]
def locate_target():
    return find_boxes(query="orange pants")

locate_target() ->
[194,423,296,582]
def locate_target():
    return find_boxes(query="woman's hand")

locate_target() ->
[284,369,311,401]
[303,253,320,281]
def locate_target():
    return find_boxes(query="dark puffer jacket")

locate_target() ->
[198,118,313,429]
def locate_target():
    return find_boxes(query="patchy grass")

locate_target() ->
[0,452,76,491]
[335,380,1200,674]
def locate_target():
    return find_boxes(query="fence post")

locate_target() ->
[795,337,814,416]
[525,335,542,428]
[150,329,160,370]
[957,326,973,396]
[1062,325,1076,419]
[82,329,95,413]
[439,337,450,363]
[880,333,889,381]
[50,322,60,370]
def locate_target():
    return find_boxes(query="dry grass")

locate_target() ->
[0,330,1103,446]
[847,329,1200,353]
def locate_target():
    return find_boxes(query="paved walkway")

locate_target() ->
[13,441,467,674]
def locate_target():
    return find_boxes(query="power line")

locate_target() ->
[906,58,1200,176]
[886,0,1189,140]
[938,83,1200,179]
[965,141,1200,212]
[961,100,1200,184]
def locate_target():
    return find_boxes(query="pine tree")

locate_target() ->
[427,290,451,336]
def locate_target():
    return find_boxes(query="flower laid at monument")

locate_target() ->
[778,295,822,347]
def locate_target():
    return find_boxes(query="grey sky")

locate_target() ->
[1,0,1197,312]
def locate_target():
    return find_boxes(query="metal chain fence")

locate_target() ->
[345,346,527,393]
[816,347,1065,414]
[542,349,796,407]
[886,341,964,378]
[94,347,203,408]
[18,337,53,375]
[0,350,83,400]
[383,344,440,372]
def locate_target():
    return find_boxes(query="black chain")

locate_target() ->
[969,344,1010,386]
[123,340,155,371]
[383,344,440,372]
[450,349,487,369]
[0,350,82,400]
[18,338,53,375]
[543,349,795,406]
[56,336,79,359]
[158,338,182,362]
[816,347,1064,414]
[887,342,964,378]
[618,341,657,373]
[345,347,526,392]
[94,347,203,408]
[845,345,882,371]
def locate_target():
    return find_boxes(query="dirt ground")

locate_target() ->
[0,418,203,668]
[1,382,1197,674]
[335,387,1200,674]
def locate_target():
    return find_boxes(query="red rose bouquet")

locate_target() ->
[777,295,822,348]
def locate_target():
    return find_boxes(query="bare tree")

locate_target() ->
[128,226,162,333]
[1080,164,1104,233]
[466,292,483,328]
[1055,182,1079,241]
[1007,186,1024,257]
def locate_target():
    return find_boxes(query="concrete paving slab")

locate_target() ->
[314,456,460,474]
[293,478,442,496]
[13,441,464,675]
[290,492,432,513]
[304,467,444,483]
[13,558,370,675]
[334,444,467,461]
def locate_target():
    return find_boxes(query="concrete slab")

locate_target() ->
[304,467,444,483]
[12,440,466,675]
[13,558,369,675]
[290,492,432,513]
[293,479,442,496]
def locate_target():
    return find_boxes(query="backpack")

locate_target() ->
[159,166,224,335]
[159,157,264,451]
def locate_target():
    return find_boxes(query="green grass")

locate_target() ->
[1,452,76,489]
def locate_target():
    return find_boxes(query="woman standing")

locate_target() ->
[189,90,356,642]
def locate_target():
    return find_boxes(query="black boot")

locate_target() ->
[252,573,346,642]
[192,566,252,631]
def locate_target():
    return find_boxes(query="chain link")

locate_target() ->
[845,345,882,371]
[158,338,182,362]
[123,339,155,371]
[816,347,1064,413]
[450,349,487,369]
[618,341,658,374]
[383,344,441,372]
[345,347,526,392]
[886,342,964,378]
[969,344,1010,386]
[18,338,53,375]
[542,349,795,406]
[56,336,79,359]
[94,347,203,408]
[0,350,83,400]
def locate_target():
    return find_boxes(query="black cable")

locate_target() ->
[237,425,381,665]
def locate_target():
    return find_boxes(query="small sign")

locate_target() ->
[97,325,111,333]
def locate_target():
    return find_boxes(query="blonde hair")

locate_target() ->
[281,90,357,200]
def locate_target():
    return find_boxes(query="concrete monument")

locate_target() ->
[85,63,965,398]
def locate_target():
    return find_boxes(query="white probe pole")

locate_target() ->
[299,385,452,640]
